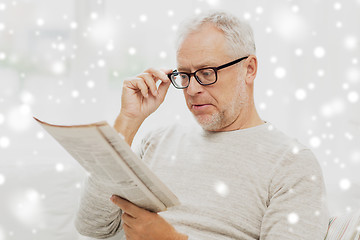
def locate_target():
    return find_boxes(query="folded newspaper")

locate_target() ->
[34,117,180,213]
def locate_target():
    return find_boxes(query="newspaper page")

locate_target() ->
[34,117,180,212]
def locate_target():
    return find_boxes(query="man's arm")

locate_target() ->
[75,68,172,238]
[260,149,330,240]
[75,176,123,238]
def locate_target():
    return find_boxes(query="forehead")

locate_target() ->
[176,24,231,70]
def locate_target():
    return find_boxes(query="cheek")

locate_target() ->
[183,91,191,107]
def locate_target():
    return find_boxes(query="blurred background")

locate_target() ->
[0,0,359,239]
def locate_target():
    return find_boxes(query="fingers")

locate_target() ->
[137,73,158,96]
[121,212,137,227]
[157,80,171,103]
[126,68,172,99]
[130,77,149,98]
[144,68,171,83]
[110,195,141,218]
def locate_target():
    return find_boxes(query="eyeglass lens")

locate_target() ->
[170,68,216,88]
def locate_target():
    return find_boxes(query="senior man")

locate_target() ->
[75,11,329,240]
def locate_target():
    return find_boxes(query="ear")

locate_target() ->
[244,55,257,85]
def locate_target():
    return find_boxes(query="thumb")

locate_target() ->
[160,68,173,75]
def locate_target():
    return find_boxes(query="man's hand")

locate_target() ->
[114,68,172,146]
[110,195,188,240]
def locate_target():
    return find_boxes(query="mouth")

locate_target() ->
[191,104,212,110]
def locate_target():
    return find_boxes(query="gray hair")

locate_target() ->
[176,10,256,58]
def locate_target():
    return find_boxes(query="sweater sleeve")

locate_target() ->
[260,149,330,240]
[75,175,123,238]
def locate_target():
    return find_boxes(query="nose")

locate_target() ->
[185,75,204,96]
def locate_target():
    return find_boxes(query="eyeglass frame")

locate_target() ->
[167,56,249,89]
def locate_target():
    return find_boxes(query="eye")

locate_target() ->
[181,74,188,79]
[198,69,214,77]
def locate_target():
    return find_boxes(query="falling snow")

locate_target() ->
[295,88,307,101]
[214,181,229,197]
[314,46,326,58]
[55,163,65,172]
[339,178,351,190]
[0,1,359,238]
[287,212,299,224]
[309,136,321,148]
[0,174,5,185]
[274,67,286,79]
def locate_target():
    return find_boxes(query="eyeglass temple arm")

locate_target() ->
[216,56,249,70]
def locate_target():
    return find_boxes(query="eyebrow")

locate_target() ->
[177,61,220,72]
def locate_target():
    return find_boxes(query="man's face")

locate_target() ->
[176,24,250,131]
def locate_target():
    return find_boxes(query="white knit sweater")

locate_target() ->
[75,122,329,240]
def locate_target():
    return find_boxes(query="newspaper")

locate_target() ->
[34,117,180,213]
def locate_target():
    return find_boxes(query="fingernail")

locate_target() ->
[145,93,149,98]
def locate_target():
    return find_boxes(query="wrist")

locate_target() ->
[113,113,144,146]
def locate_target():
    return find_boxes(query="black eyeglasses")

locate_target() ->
[167,56,249,89]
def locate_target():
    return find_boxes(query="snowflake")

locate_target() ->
[97,59,106,67]
[350,151,360,164]
[317,69,325,77]
[320,99,345,118]
[347,68,359,83]
[334,2,342,10]
[287,212,299,224]
[292,5,299,13]
[159,51,167,59]
[71,90,79,98]
[314,46,325,58]
[55,163,65,172]
[106,42,114,51]
[36,132,44,139]
[259,102,266,110]
[90,12,98,20]
[128,47,136,55]
[347,91,359,103]
[214,181,229,197]
[70,22,78,29]
[167,10,174,17]
[266,89,274,97]
[0,3,6,10]
[139,14,147,22]
[294,48,303,56]
[243,12,251,20]
[52,61,65,74]
[295,88,307,101]
[274,67,286,79]
[255,6,263,14]
[7,105,32,131]
[0,174,5,185]
[36,18,44,26]
[195,8,202,15]
[270,56,277,63]
[344,36,357,50]
[87,80,95,88]
[0,22,6,31]
[292,146,299,154]
[308,82,315,90]
[309,136,321,148]
[206,0,220,7]
[339,178,351,190]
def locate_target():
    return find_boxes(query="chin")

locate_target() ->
[194,113,223,131]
